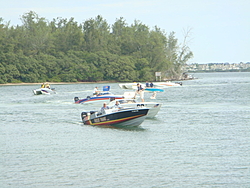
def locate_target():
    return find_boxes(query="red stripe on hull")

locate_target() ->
[85,114,144,126]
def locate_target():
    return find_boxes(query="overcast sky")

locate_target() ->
[1,0,249,64]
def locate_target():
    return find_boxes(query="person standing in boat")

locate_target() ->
[150,82,154,88]
[135,83,145,102]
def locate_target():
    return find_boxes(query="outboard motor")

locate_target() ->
[90,111,97,114]
[81,112,89,122]
[74,97,79,102]
[175,82,183,86]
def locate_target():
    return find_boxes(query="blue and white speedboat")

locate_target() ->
[74,86,124,105]
[119,83,164,92]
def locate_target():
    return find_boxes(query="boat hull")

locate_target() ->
[154,82,182,87]
[109,99,162,118]
[81,108,149,127]
[144,88,164,92]
[119,83,137,89]
[33,88,56,95]
[75,95,124,104]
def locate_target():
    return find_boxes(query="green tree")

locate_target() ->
[83,15,110,52]
[50,17,83,53]
[110,17,128,55]
[21,11,51,55]
[0,12,194,83]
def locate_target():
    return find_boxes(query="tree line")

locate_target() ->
[0,11,193,84]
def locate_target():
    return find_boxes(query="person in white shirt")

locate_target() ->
[112,101,122,109]
[93,87,99,95]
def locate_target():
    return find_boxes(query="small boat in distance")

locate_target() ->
[119,83,137,89]
[119,83,164,93]
[154,81,182,87]
[81,108,149,128]
[33,88,56,95]
[33,83,56,95]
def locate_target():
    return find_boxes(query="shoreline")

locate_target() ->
[0,77,198,86]
[0,81,113,86]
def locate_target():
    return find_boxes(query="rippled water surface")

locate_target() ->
[1,72,249,187]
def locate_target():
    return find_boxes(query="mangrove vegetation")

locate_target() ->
[0,11,193,84]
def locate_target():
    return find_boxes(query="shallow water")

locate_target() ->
[1,72,249,187]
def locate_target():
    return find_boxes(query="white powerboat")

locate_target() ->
[108,99,162,118]
[119,83,138,89]
[154,82,182,87]
[33,88,56,95]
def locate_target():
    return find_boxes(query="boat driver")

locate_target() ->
[93,87,99,95]
[100,102,110,114]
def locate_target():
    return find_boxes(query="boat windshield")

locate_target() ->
[97,92,112,96]
[118,99,136,104]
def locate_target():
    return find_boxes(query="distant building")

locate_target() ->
[185,62,250,72]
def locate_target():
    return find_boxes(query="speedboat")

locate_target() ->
[81,107,149,127]
[119,83,137,89]
[154,82,182,87]
[74,86,124,104]
[74,92,124,104]
[143,88,164,92]
[108,99,162,118]
[33,88,56,95]
[120,83,164,92]
[129,85,164,99]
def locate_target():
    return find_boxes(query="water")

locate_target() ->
[0,72,249,187]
